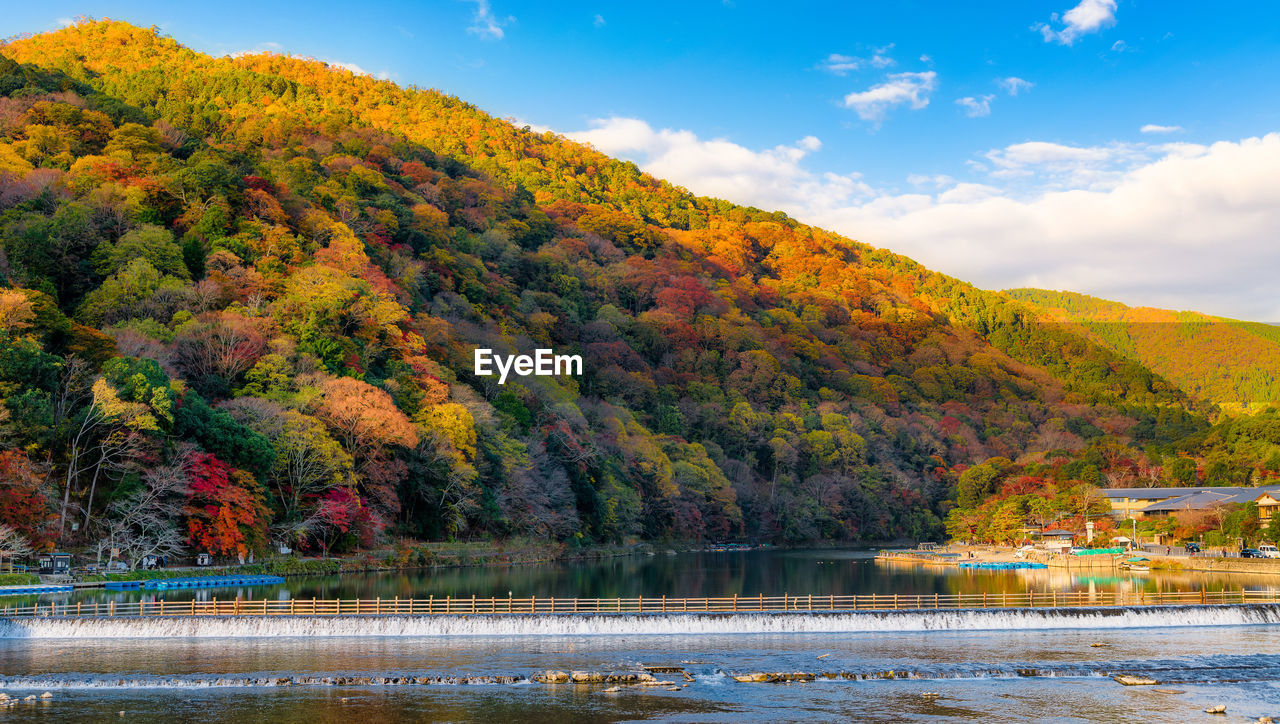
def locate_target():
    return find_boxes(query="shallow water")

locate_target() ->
[3,549,1279,721]
[3,625,1280,721]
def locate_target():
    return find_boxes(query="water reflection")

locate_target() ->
[4,549,1278,609]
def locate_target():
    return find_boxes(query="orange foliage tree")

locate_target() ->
[184,453,270,558]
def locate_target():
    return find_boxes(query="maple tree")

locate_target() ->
[184,453,270,558]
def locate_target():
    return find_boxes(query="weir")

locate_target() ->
[2,588,1276,620]
[2,601,1280,639]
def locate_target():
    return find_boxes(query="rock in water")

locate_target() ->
[1113,675,1158,686]
[39,692,52,699]
[1205,705,1226,714]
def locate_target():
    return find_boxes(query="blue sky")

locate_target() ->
[4,2,1280,321]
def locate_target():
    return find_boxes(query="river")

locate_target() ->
[2,548,1279,721]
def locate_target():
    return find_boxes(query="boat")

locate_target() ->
[1119,556,1150,572]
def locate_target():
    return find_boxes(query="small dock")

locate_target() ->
[876,551,962,567]
[141,575,285,591]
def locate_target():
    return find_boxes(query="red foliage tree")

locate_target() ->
[0,451,57,550]
[184,454,269,559]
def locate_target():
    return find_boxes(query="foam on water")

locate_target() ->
[2,604,1277,639]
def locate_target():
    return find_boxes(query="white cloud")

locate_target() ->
[1141,124,1184,134]
[55,17,75,28]
[1035,0,1117,45]
[870,45,896,69]
[955,95,995,118]
[818,53,862,76]
[511,118,554,134]
[907,174,955,188]
[226,42,286,58]
[999,77,1034,96]
[980,140,1154,188]
[566,118,871,216]
[818,46,896,76]
[810,135,1280,322]
[1110,39,1128,52]
[842,71,937,122]
[561,114,1280,321]
[465,0,511,40]
[321,59,391,81]
[593,14,605,27]
[990,141,1114,166]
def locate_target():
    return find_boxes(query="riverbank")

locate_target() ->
[876,546,1119,570]
[880,544,1280,578]
[1150,556,1280,576]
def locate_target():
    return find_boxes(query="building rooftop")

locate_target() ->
[1136,486,1280,513]
[1103,485,1280,501]
[1102,487,1231,500]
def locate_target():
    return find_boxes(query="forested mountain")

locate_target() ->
[0,21,1270,559]
[1006,289,1280,413]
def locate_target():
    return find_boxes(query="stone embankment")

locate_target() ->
[1155,557,1280,576]
[877,547,1120,570]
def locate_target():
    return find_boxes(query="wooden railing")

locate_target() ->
[3,589,1279,619]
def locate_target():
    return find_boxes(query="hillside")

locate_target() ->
[0,20,1267,559]
[1005,289,1280,413]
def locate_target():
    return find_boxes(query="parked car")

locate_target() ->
[1068,546,1085,555]
[1257,544,1280,559]
[1240,548,1264,559]
[1014,545,1035,559]
[1184,542,1201,554]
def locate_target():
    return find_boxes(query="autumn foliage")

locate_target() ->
[184,454,269,558]
[0,21,1274,559]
